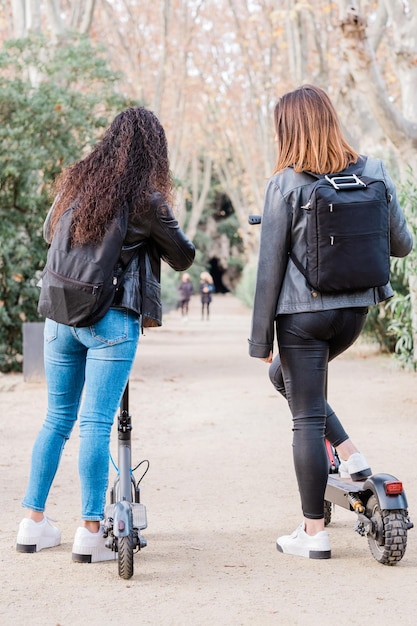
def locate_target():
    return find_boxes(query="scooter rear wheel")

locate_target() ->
[365,495,408,565]
[118,533,134,579]
[324,500,332,526]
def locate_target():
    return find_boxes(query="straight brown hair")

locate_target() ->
[273,85,359,175]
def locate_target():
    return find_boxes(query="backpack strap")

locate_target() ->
[289,250,309,283]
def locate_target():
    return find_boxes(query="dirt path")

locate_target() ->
[1,294,417,625]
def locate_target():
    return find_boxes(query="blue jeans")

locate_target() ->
[22,308,140,521]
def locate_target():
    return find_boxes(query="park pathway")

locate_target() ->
[1,293,417,625]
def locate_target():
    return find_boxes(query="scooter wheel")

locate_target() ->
[324,500,332,526]
[365,495,408,565]
[118,532,134,579]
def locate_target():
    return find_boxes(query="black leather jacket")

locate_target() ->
[117,192,195,316]
[44,192,195,318]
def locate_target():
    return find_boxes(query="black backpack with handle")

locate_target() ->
[290,159,391,294]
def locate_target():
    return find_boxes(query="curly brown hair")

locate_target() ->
[50,107,174,245]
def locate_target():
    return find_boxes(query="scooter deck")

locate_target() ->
[325,474,369,511]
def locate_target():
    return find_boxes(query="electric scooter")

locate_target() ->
[102,381,149,579]
[325,441,413,565]
[248,214,413,565]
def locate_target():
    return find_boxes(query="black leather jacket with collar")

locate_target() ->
[249,156,413,359]
[116,192,195,317]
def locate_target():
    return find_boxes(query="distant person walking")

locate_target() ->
[177,272,194,320]
[199,271,214,320]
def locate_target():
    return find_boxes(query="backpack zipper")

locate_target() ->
[47,268,102,294]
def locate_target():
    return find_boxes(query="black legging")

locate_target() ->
[269,307,368,519]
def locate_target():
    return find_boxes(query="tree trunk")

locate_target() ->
[152,0,170,117]
[10,0,96,38]
[45,0,64,37]
[70,0,96,34]
[338,2,417,171]
[11,0,26,37]
[185,154,213,242]
[338,0,417,362]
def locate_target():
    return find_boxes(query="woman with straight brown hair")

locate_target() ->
[249,85,413,559]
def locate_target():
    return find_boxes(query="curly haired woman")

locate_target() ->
[16,107,195,562]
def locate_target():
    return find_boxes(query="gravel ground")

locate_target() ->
[1,294,417,626]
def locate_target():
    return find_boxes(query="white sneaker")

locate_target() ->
[16,516,61,553]
[276,523,331,559]
[339,452,372,481]
[72,526,116,563]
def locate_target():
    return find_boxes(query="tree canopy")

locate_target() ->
[1,1,417,369]
[0,34,128,371]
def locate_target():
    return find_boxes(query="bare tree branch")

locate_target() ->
[10,0,26,37]
[339,5,417,159]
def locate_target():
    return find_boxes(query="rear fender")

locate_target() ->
[363,473,408,510]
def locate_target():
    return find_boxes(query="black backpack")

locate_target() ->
[290,161,391,293]
[38,203,129,327]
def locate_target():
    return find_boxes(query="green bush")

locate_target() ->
[235,260,257,308]
[216,214,243,246]
[0,35,129,371]
[355,173,417,365]
[385,174,417,368]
